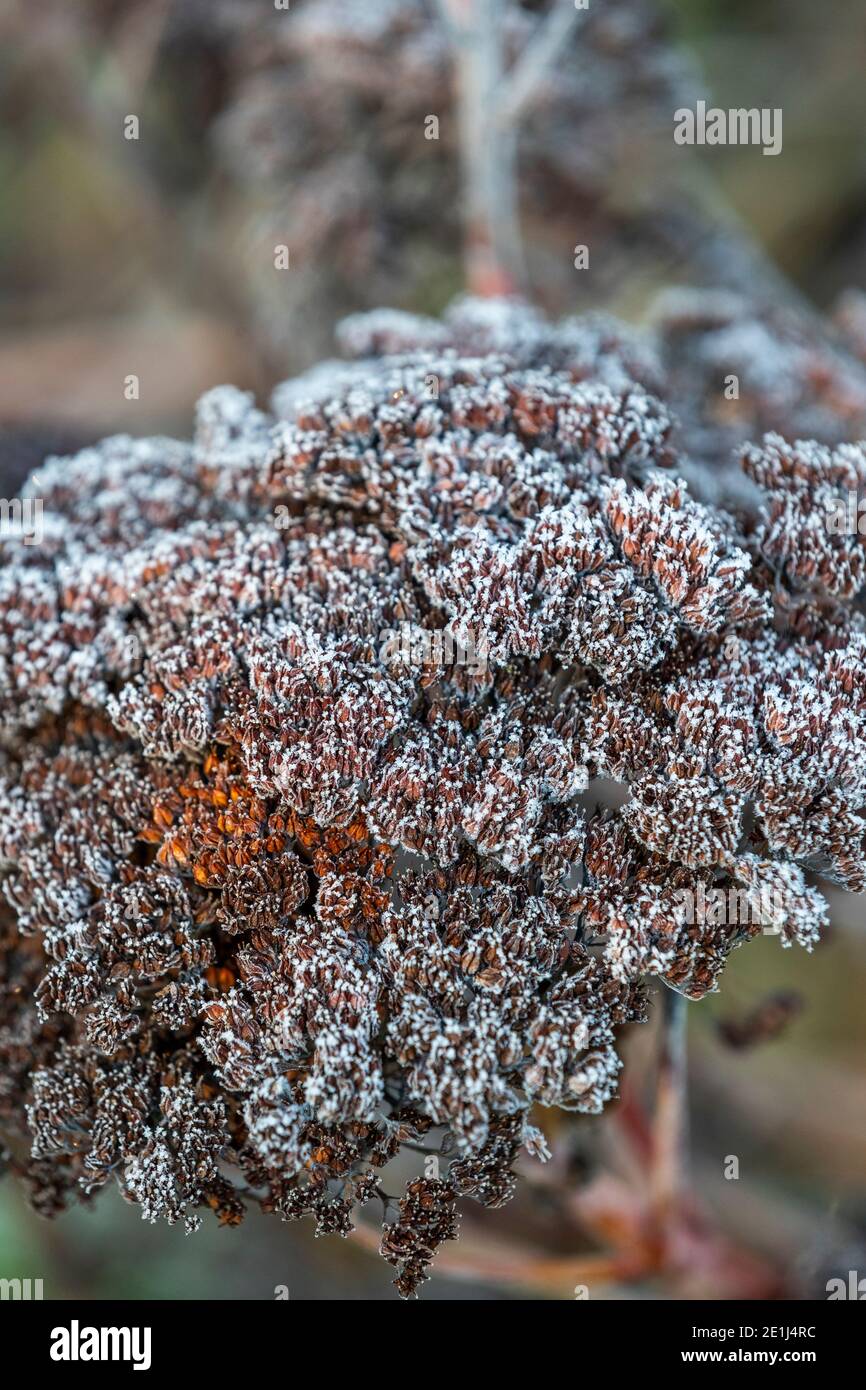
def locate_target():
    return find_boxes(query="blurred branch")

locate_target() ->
[351,1213,626,1295]
[439,0,524,294]
[435,1,585,294]
[432,0,464,42]
[649,988,689,1224]
[98,0,174,102]
[496,0,584,129]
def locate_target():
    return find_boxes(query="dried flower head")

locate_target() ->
[0,297,861,1294]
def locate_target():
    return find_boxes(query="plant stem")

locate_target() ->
[442,0,523,294]
[650,987,689,1222]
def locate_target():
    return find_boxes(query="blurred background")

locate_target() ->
[1,0,865,1299]
[3,0,866,442]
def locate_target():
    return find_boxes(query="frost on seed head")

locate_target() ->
[0,297,862,1295]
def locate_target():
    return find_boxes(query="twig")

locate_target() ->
[350,1214,625,1294]
[496,0,585,130]
[442,0,524,294]
[649,987,689,1222]
[432,0,467,42]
